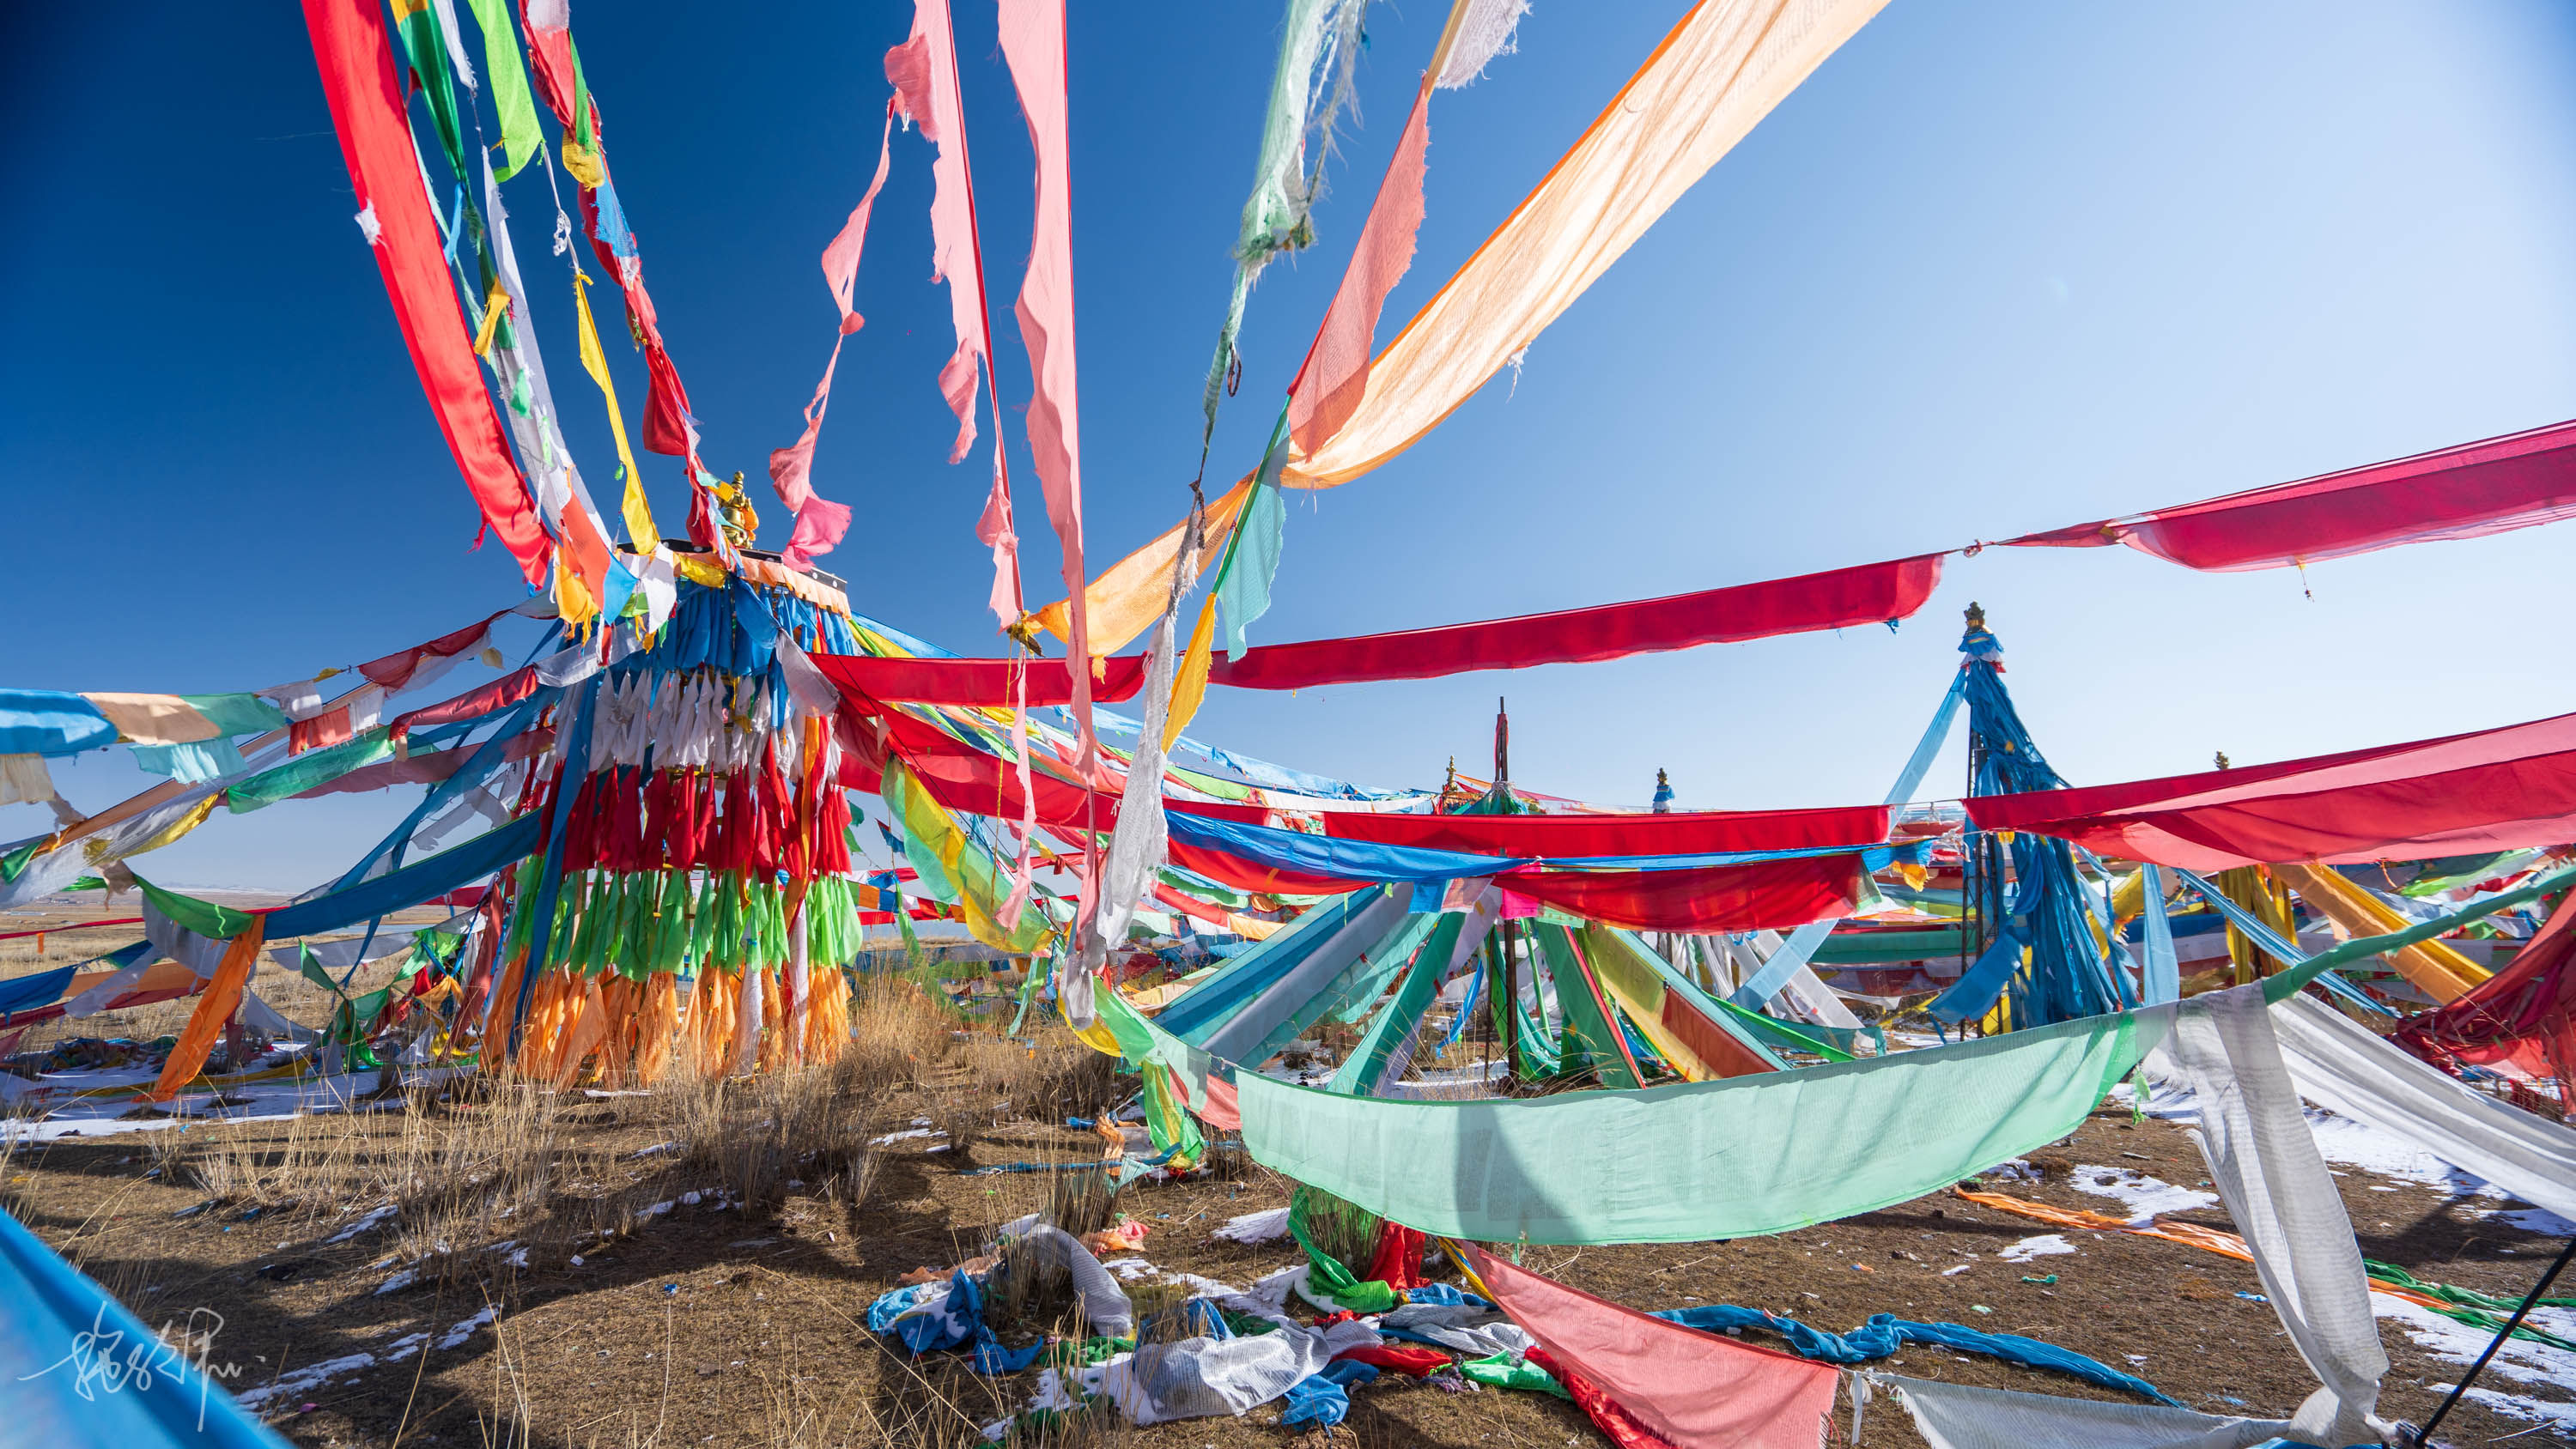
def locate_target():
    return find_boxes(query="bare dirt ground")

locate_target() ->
[6,994,2572,1449]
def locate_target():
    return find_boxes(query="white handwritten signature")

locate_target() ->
[21,1302,237,1428]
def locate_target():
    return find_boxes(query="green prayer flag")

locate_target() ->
[178,692,288,736]
[223,729,394,813]
[463,0,544,179]
[298,942,343,997]
[137,875,254,941]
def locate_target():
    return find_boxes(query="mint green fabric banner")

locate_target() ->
[178,692,289,736]
[1234,1004,2159,1245]
[1241,907,1442,1070]
[224,729,395,813]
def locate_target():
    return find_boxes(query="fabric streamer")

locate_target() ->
[2007,414,2576,573]
[1218,998,2163,1243]
[828,555,1940,702]
[1865,1373,2300,1449]
[300,0,552,588]
[2272,992,2576,1225]
[2142,985,2388,1444]
[765,105,892,568]
[1965,706,2576,870]
[993,0,1099,774]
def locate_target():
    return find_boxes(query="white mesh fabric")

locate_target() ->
[2145,986,2389,1445]
[2275,991,2576,1223]
[1434,0,1529,88]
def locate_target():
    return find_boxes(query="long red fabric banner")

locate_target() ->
[856,706,1881,917]
[864,707,1889,858]
[1506,857,1864,933]
[2006,416,2576,572]
[1966,708,2576,870]
[302,0,552,590]
[814,554,1942,706]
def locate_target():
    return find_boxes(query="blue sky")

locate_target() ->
[6,1,2575,888]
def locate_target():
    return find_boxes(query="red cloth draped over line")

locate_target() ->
[811,555,1942,706]
[1504,858,1866,934]
[2006,416,2576,572]
[846,705,1877,923]
[2391,887,2576,1098]
[1965,709,2576,871]
[301,0,553,589]
[854,705,1889,858]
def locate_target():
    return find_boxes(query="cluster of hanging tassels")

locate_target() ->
[464,575,877,1086]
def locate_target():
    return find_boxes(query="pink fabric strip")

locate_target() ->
[1289,82,1433,457]
[886,0,991,466]
[1467,1247,1837,1449]
[994,0,1097,779]
[768,104,896,568]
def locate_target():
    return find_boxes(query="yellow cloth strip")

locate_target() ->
[1579,924,1707,1082]
[1029,475,1252,651]
[2271,860,2490,1003]
[1163,592,1222,752]
[573,268,656,550]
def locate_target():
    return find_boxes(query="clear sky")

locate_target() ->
[6,1,2575,888]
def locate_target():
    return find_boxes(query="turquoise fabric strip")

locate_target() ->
[2141,864,2179,1005]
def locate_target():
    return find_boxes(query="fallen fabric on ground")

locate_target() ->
[1867,1372,2298,1449]
[1652,1305,2175,1403]
[1469,1246,1836,1448]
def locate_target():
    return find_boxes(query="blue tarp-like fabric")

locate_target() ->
[0,690,116,758]
[0,1204,290,1446]
[1157,891,1376,1042]
[1651,1304,2178,1404]
[264,814,543,941]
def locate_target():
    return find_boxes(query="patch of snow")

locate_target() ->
[1941,1264,1973,1276]
[2372,1293,2576,1390]
[2481,1204,2576,1235]
[438,1307,498,1349]
[327,1203,398,1244]
[383,1332,431,1361]
[2437,1384,2576,1428]
[1997,1234,2075,1263]
[235,1351,377,1411]
[631,1141,680,1159]
[869,1127,944,1144]
[1211,1207,1290,1245]
[375,1267,419,1295]
[2069,1165,2216,1223]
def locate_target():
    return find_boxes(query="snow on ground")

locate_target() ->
[1997,1234,2075,1263]
[234,1352,378,1412]
[2,1065,468,1142]
[325,1203,398,1244]
[2371,1292,2576,1425]
[2069,1165,2218,1222]
[1211,1207,1290,1244]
